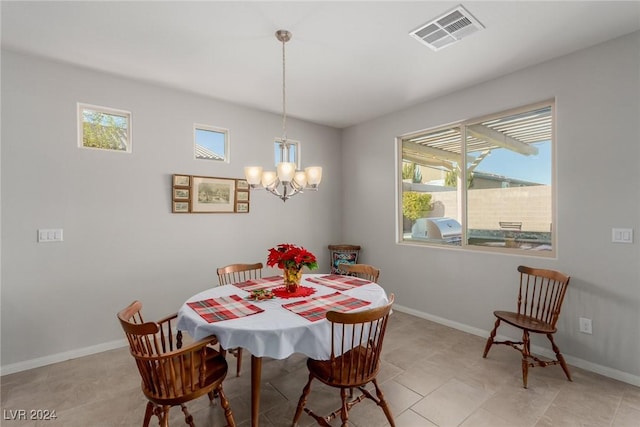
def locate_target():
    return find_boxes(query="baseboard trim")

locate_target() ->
[393,304,640,387]
[1,338,128,376]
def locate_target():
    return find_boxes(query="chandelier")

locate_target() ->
[244,30,322,202]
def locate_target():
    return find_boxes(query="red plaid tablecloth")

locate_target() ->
[305,274,372,291]
[187,295,264,323]
[232,275,284,292]
[282,291,371,322]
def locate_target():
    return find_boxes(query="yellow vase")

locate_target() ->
[283,267,302,293]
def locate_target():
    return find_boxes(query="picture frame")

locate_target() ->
[173,174,190,187]
[173,188,190,200]
[236,191,249,202]
[173,201,190,213]
[237,179,249,190]
[191,176,236,213]
[236,202,249,213]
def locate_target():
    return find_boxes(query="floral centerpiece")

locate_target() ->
[267,243,318,292]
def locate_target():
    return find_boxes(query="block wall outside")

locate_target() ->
[427,186,552,232]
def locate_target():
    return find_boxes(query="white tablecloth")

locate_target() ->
[176,274,389,360]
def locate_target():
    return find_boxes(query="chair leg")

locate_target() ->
[521,330,530,388]
[547,333,572,382]
[236,348,243,377]
[372,379,395,427]
[142,401,154,427]
[292,373,314,426]
[339,387,350,427]
[180,403,195,427]
[483,318,500,358]
[160,406,170,427]
[216,385,236,427]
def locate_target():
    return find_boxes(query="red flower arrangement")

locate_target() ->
[267,243,319,271]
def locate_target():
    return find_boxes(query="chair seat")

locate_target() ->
[308,345,378,387]
[494,310,556,334]
[143,348,228,406]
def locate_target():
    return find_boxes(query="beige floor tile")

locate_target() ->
[411,378,493,427]
[394,409,438,426]
[459,408,518,427]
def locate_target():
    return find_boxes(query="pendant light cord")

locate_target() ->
[281,36,287,143]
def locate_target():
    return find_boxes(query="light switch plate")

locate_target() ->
[38,229,64,243]
[612,228,633,243]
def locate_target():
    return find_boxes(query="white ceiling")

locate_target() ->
[2,1,639,129]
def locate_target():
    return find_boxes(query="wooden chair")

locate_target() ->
[338,263,380,283]
[292,295,395,427]
[117,301,236,427]
[482,266,572,388]
[217,262,263,286]
[215,262,263,376]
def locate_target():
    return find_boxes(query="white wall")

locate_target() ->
[341,32,640,384]
[1,50,342,369]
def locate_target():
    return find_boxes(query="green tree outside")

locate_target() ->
[402,191,432,221]
[82,110,128,151]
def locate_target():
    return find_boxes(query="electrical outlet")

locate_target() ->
[579,317,592,334]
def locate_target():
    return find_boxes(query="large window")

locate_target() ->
[78,103,131,152]
[398,101,554,255]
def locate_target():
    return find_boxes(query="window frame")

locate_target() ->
[396,100,556,257]
[194,124,230,163]
[78,103,132,153]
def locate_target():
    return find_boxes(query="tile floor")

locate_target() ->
[1,311,639,426]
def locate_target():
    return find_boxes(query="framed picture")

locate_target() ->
[237,179,249,190]
[173,188,189,200]
[236,191,249,202]
[191,176,236,213]
[173,201,189,213]
[236,202,249,213]
[173,174,190,187]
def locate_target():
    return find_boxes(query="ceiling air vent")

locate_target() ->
[409,5,484,51]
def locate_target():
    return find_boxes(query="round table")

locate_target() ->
[176,273,389,427]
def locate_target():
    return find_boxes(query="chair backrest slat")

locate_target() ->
[326,295,394,386]
[516,266,570,328]
[217,262,263,286]
[338,263,380,282]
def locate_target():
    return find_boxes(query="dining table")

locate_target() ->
[176,273,390,427]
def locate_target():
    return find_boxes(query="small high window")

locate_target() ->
[194,124,229,162]
[78,103,131,152]
[275,139,300,168]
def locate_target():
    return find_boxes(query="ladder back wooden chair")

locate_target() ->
[482,265,572,388]
[215,262,263,376]
[292,294,395,427]
[217,262,263,286]
[338,263,380,283]
[117,301,236,427]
